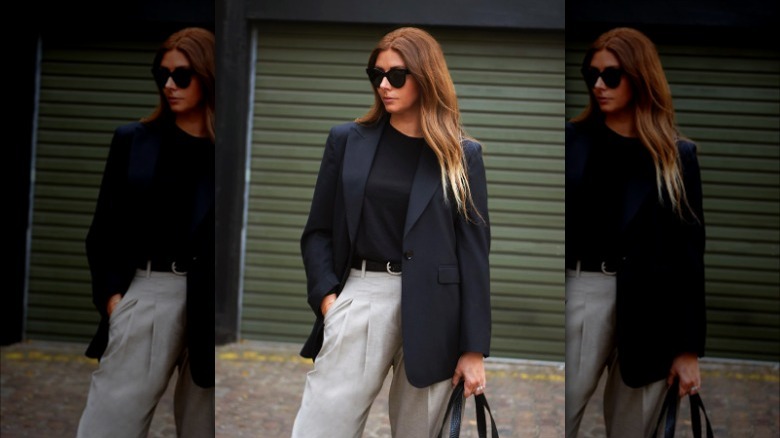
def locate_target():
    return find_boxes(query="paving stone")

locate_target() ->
[2,340,778,437]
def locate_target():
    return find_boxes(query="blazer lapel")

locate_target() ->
[620,135,657,232]
[127,124,161,191]
[620,169,654,232]
[404,146,440,237]
[342,119,386,242]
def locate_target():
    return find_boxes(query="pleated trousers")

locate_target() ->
[565,268,671,438]
[77,270,214,438]
[292,268,455,438]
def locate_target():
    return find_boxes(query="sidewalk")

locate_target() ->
[215,341,564,437]
[1,339,777,437]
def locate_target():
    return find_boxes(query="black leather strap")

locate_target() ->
[439,382,499,438]
[351,258,402,273]
[138,258,189,273]
[441,382,464,438]
[475,393,499,438]
[565,258,619,273]
[653,380,714,438]
[689,393,714,438]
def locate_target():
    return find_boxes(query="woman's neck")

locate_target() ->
[604,109,637,138]
[389,112,423,138]
[175,111,208,138]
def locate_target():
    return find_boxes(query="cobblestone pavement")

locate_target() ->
[215,341,564,438]
[578,358,780,438]
[2,339,778,437]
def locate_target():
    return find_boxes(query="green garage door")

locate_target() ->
[243,23,565,361]
[27,39,158,342]
[566,43,780,361]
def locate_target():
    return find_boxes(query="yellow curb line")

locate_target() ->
[2,351,98,364]
[6,350,779,384]
[215,351,566,381]
[214,351,780,383]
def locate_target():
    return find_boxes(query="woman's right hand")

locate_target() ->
[667,352,701,397]
[106,293,122,316]
[320,293,337,316]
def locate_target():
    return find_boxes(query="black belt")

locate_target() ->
[567,258,619,275]
[139,258,189,274]
[352,258,402,274]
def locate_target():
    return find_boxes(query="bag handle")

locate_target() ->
[440,382,499,438]
[441,382,465,438]
[652,379,714,438]
[475,391,499,438]
[689,392,714,438]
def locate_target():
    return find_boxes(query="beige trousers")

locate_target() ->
[292,269,455,438]
[565,268,670,438]
[77,270,214,438]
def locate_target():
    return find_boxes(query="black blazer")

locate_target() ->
[566,121,706,388]
[84,121,215,388]
[300,118,492,388]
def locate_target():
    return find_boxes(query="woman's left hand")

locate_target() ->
[667,352,701,397]
[451,352,486,398]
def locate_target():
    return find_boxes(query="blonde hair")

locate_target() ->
[143,27,215,142]
[573,27,694,219]
[357,27,478,220]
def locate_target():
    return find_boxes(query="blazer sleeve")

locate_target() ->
[456,141,492,356]
[300,126,346,318]
[85,125,136,319]
[676,140,707,357]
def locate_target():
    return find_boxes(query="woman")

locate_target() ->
[292,27,491,438]
[77,27,215,438]
[565,27,706,437]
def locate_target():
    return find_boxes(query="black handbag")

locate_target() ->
[652,379,714,438]
[439,381,499,438]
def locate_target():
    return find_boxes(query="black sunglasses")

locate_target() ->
[581,66,624,89]
[152,67,195,89]
[366,67,411,88]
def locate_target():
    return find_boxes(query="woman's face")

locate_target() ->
[374,49,420,117]
[589,49,633,117]
[159,49,203,118]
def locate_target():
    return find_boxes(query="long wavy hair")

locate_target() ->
[572,27,694,219]
[356,27,479,220]
[143,27,215,142]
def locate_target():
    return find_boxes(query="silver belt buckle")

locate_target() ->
[386,262,402,276]
[171,261,187,276]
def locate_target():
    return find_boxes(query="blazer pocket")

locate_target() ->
[438,265,461,284]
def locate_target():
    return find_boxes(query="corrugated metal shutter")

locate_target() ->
[244,23,565,361]
[565,43,780,361]
[27,39,158,341]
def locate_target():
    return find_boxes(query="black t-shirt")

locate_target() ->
[355,123,425,263]
[142,123,213,268]
[569,123,653,265]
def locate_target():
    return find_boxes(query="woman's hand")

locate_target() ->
[451,352,486,398]
[320,293,337,316]
[106,294,122,316]
[667,352,701,397]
